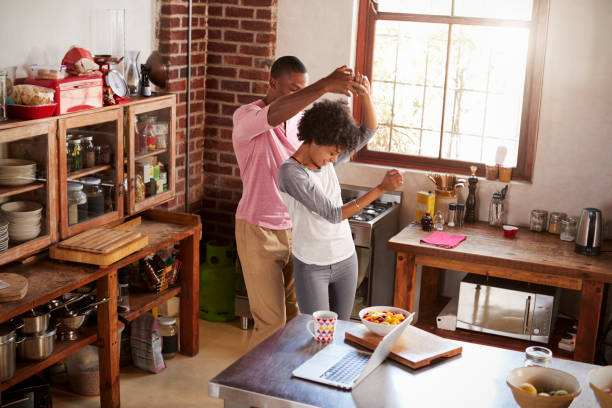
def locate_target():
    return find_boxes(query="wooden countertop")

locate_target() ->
[388,222,612,283]
[209,315,600,408]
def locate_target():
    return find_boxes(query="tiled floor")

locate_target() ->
[52,319,252,408]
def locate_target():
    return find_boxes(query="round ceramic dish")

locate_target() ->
[359,306,413,336]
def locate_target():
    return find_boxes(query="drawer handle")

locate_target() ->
[523,296,531,334]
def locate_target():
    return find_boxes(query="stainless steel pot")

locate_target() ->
[0,321,23,381]
[18,326,57,361]
[20,305,51,335]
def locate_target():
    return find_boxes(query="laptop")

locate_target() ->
[292,318,411,390]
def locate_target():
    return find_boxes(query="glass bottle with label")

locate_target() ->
[158,316,178,359]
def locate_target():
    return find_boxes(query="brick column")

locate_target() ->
[203,0,278,240]
[158,0,207,212]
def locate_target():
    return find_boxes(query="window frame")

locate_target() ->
[352,0,550,180]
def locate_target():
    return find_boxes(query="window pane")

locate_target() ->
[454,0,533,20]
[377,0,452,15]
[442,25,529,164]
[367,126,391,152]
[371,21,448,157]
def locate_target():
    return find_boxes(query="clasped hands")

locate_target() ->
[323,65,371,98]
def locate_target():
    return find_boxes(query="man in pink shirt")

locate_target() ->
[233,56,358,347]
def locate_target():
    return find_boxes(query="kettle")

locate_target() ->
[575,208,603,256]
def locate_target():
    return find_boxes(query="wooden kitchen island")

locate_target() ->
[388,222,612,363]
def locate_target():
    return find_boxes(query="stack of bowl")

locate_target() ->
[0,217,8,252]
[1,201,43,242]
[0,159,37,186]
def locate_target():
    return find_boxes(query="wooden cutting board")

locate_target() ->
[0,273,29,302]
[58,228,143,254]
[345,324,462,369]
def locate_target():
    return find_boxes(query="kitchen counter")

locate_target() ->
[209,314,600,408]
[388,222,612,363]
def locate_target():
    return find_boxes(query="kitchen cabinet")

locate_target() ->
[0,120,58,266]
[58,109,124,238]
[125,95,176,215]
[388,222,612,363]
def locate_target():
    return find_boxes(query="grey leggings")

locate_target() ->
[293,252,358,321]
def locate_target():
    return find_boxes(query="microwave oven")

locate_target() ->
[456,274,559,343]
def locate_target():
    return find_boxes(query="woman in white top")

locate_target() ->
[278,73,403,320]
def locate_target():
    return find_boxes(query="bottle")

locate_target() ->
[447,203,457,227]
[420,212,433,231]
[117,269,130,313]
[140,64,151,97]
[158,316,179,359]
[0,70,7,121]
[465,168,478,223]
[434,211,444,231]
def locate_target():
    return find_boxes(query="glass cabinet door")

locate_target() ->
[0,121,57,265]
[126,96,176,214]
[58,109,124,238]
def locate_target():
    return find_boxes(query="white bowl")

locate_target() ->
[9,230,41,242]
[0,159,37,168]
[588,365,612,407]
[507,366,581,408]
[359,306,413,336]
[1,201,43,217]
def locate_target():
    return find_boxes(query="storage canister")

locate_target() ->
[547,212,567,234]
[560,217,578,242]
[529,210,548,232]
[67,182,88,225]
[0,323,18,382]
[82,136,96,168]
[82,177,104,218]
[68,139,83,172]
[158,316,178,359]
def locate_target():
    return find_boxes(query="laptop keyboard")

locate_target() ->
[320,350,370,384]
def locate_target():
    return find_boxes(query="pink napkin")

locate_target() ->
[420,231,466,249]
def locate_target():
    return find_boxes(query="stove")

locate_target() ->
[341,185,402,318]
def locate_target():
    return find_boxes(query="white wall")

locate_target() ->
[0,0,155,78]
[276,0,612,319]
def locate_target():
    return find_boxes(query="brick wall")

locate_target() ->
[157,0,207,212]
[202,0,278,240]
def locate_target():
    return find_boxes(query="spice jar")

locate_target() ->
[99,145,112,165]
[524,346,552,368]
[82,136,96,168]
[529,210,548,232]
[158,317,178,359]
[68,139,83,172]
[547,212,567,234]
[434,211,444,231]
[447,203,457,227]
[82,177,105,218]
[560,217,578,242]
[67,183,87,225]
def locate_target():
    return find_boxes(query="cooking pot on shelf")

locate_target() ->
[0,320,24,381]
[18,325,57,361]
[20,305,52,335]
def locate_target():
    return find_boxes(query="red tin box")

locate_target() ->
[24,75,103,115]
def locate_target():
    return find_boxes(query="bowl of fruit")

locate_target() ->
[506,366,581,408]
[359,306,413,336]
[588,365,612,407]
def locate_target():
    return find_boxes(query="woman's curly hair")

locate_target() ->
[297,99,361,151]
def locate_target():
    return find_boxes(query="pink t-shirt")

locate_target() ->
[232,99,302,229]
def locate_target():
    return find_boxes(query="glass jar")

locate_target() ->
[158,316,178,359]
[0,70,7,121]
[117,269,130,313]
[99,144,112,165]
[66,139,73,173]
[82,177,105,218]
[67,183,87,225]
[155,122,168,149]
[547,212,567,234]
[524,346,552,367]
[529,210,548,232]
[560,217,578,242]
[82,136,96,168]
[434,211,444,231]
[447,203,457,227]
[455,203,465,227]
[135,174,145,202]
[68,139,83,172]
[145,118,157,151]
[488,192,504,227]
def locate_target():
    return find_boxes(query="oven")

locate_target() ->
[341,185,401,319]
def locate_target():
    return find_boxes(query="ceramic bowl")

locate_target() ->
[359,306,413,336]
[504,225,519,238]
[588,365,612,407]
[506,366,581,408]
[1,201,43,218]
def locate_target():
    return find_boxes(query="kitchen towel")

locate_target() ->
[420,231,466,249]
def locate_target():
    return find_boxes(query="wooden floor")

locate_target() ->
[52,319,252,408]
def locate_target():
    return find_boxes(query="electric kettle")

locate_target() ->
[575,208,602,256]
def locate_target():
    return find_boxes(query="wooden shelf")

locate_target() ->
[136,148,167,161]
[0,325,98,392]
[120,286,181,322]
[416,296,575,360]
[67,164,112,180]
[0,182,45,199]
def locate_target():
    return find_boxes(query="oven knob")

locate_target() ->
[533,328,540,334]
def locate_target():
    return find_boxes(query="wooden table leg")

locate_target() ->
[393,252,417,312]
[574,280,604,363]
[179,231,200,356]
[97,269,120,408]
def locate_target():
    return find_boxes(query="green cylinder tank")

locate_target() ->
[199,240,237,322]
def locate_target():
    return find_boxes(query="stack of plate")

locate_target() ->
[0,159,37,186]
[0,217,8,252]
[0,201,43,242]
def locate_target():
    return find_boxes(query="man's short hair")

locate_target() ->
[270,56,307,79]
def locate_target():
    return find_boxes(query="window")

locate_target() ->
[353,0,549,180]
